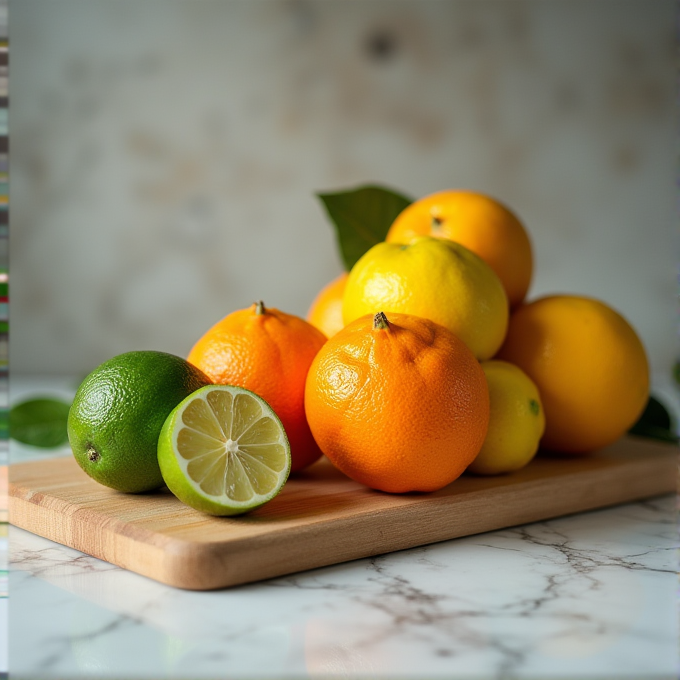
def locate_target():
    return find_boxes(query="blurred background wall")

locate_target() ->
[10,0,676,381]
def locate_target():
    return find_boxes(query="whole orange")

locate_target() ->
[305,311,490,493]
[386,190,533,308]
[188,301,327,472]
[306,273,348,339]
[497,295,649,453]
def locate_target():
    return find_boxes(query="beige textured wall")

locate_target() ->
[10,0,676,378]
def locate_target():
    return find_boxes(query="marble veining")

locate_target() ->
[9,494,677,678]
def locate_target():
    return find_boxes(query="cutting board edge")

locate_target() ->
[8,493,183,586]
[9,445,676,590]
[212,491,678,591]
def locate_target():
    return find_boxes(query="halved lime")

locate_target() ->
[158,385,291,516]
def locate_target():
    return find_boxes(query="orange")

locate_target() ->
[188,301,327,472]
[306,273,348,339]
[497,295,649,453]
[304,311,489,493]
[386,190,533,308]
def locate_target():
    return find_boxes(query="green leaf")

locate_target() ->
[317,185,413,270]
[9,397,72,448]
[628,395,678,444]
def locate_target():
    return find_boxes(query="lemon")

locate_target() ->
[68,351,212,493]
[342,236,508,360]
[467,360,545,475]
[157,385,291,516]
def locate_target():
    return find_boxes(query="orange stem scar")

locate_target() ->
[373,312,390,330]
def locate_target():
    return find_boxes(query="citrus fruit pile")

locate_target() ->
[307,188,649,488]
[68,187,650,516]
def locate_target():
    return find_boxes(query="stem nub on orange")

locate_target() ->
[188,302,327,472]
[304,311,490,493]
[386,190,533,308]
[306,273,348,339]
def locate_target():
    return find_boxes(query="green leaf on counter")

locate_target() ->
[317,185,413,271]
[628,395,678,444]
[9,397,71,448]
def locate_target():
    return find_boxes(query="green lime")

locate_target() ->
[68,351,212,493]
[158,384,291,516]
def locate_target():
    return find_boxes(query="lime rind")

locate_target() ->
[158,385,291,516]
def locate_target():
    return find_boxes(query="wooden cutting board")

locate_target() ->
[9,435,677,590]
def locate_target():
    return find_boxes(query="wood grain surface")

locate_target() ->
[9,435,677,590]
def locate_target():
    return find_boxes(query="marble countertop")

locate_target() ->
[7,376,679,679]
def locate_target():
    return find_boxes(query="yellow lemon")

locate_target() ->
[342,236,508,360]
[467,360,545,475]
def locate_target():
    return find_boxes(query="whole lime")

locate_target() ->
[68,351,212,492]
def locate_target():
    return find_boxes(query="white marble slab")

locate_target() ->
[9,495,677,678]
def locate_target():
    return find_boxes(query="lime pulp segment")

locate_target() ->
[167,385,290,511]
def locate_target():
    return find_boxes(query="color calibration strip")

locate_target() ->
[0,7,7,678]
[0,0,7,472]
[0,0,7,657]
